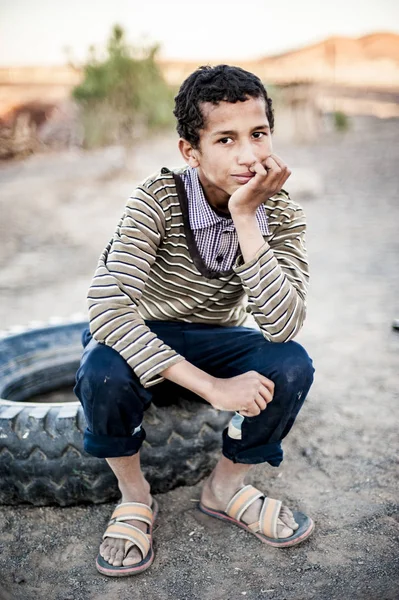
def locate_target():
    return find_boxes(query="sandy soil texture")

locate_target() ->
[0,119,398,600]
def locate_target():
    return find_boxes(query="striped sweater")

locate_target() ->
[88,166,309,388]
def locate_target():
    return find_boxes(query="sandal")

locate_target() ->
[96,499,158,576]
[198,485,314,547]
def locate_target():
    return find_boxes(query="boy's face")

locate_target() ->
[181,96,273,210]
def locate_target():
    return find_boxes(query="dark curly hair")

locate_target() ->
[174,64,274,148]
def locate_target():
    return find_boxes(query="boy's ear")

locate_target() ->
[178,138,200,168]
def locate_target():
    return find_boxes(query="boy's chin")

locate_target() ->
[225,181,242,194]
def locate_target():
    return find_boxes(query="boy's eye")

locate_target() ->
[219,137,233,145]
[252,132,266,139]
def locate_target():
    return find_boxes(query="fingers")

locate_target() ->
[265,153,287,174]
[269,153,287,171]
[239,404,260,417]
[271,153,292,188]
[240,405,261,417]
[246,372,274,413]
[241,384,272,417]
[258,384,273,405]
[263,154,291,193]
[244,154,291,200]
[231,371,275,417]
[258,374,275,399]
[250,161,268,178]
[255,393,267,411]
[264,154,279,172]
[239,409,255,418]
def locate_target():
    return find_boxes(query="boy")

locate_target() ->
[75,65,315,577]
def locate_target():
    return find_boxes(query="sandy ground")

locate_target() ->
[0,118,398,600]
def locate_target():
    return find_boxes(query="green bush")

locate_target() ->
[72,25,175,148]
[333,110,350,132]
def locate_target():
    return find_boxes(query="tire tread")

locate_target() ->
[0,321,232,506]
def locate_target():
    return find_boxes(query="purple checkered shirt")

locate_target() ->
[182,166,270,272]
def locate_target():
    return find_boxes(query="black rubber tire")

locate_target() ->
[0,320,231,506]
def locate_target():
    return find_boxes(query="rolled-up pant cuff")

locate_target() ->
[83,428,146,458]
[222,433,284,466]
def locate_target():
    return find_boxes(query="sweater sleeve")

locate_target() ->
[87,183,185,388]
[233,199,309,343]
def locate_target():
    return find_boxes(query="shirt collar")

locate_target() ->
[183,166,269,235]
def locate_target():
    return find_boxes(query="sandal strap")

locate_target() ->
[259,497,282,539]
[247,521,261,533]
[226,485,264,522]
[103,522,150,559]
[109,502,153,526]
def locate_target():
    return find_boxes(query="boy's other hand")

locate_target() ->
[207,371,274,416]
[228,154,291,218]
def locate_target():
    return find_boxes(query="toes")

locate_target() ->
[99,537,130,565]
[287,512,298,529]
[108,546,118,565]
[112,548,125,567]
[281,506,294,520]
[280,506,299,531]
[277,517,294,539]
[100,542,111,561]
[123,547,142,566]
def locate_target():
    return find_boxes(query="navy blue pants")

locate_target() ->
[74,321,314,466]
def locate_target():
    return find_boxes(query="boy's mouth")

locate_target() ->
[231,172,255,184]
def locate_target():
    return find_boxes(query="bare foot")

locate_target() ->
[99,490,152,567]
[201,474,298,539]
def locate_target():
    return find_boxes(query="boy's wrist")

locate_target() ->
[161,360,217,405]
[229,208,258,222]
[193,372,217,404]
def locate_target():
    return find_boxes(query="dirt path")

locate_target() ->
[0,120,398,600]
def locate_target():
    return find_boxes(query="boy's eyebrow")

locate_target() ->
[211,129,236,137]
[211,124,270,137]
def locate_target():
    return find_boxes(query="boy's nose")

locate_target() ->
[237,144,257,166]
